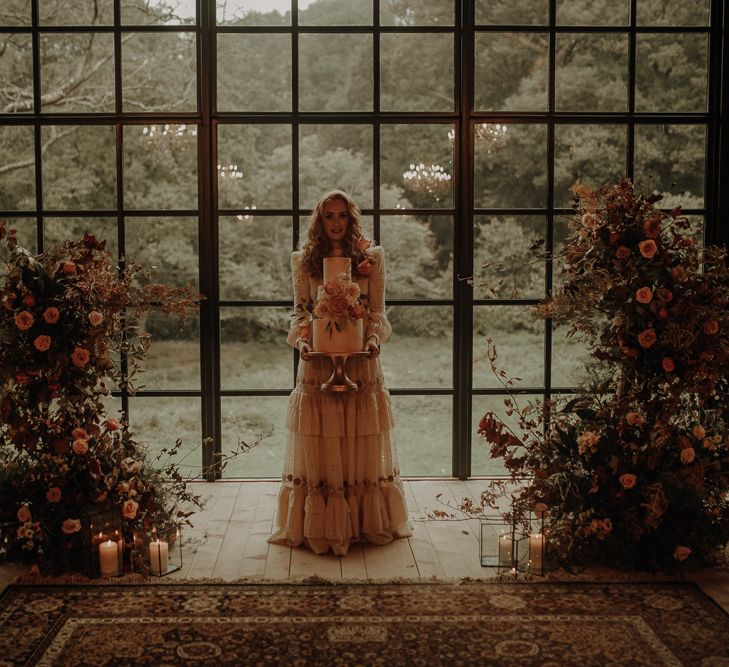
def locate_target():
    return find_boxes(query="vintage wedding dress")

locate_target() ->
[267,246,411,556]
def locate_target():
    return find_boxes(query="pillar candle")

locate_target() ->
[529,533,544,572]
[149,538,169,575]
[99,539,118,577]
[498,532,513,566]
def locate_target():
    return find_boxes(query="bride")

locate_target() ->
[267,190,411,556]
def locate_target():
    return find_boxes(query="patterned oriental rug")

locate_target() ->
[1,581,727,666]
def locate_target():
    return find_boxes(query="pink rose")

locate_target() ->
[71,346,90,367]
[46,487,62,503]
[639,240,657,258]
[62,518,81,534]
[619,473,637,489]
[673,546,692,562]
[324,280,339,295]
[577,431,600,454]
[33,335,51,352]
[345,282,360,301]
[14,310,34,331]
[105,418,121,431]
[123,499,139,519]
[43,306,60,323]
[313,301,329,318]
[72,439,89,455]
[17,505,31,523]
[356,259,371,276]
[692,425,705,439]
[680,447,696,465]
[615,246,631,260]
[88,310,103,326]
[62,261,77,275]
[329,295,348,316]
[703,320,719,335]
[638,328,657,349]
[635,287,653,304]
[72,427,88,440]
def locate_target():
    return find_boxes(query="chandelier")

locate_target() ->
[402,162,452,201]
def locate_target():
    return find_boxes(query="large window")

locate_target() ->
[1,0,725,479]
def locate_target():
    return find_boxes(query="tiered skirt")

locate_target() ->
[267,355,412,556]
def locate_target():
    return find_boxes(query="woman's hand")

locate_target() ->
[298,342,313,361]
[364,338,380,359]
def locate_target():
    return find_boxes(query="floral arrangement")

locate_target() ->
[0,219,206,571]
[475,179,729,570]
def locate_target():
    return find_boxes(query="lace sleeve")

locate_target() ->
[287,251,313,349]
[364,246,392,346]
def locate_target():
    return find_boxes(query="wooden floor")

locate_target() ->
[1,480,728,613]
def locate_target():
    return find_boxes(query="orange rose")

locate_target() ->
[692,425,705,439]
[14,310,34,331]
[643,216,662,239]
[703,320,719,335]
[61,518,81,534]
[123,499,139,520]
[615,245,631,260]
[33,335,51,352]
[88,310,103,326]
[637,328,657,348]
[105,418,121,431]
[619,473,637,489]
[72,438,89,455]
[635,287,653,304]
[680,447,696,465]
[71,346,90,367]
[72,427,88,440]
[656,288,673,302]
[62,261,77,275]
[329,295,348,317]
[43,307,60,323]
[661,357,675,372]
[638,240,657,258]
[673,546,692,562]
[46,487,62,503]
[672,266,687,282]
[626,412,644,426]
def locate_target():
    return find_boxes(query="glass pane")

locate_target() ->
[392,395,451,476]
[381,215,452,299]
[44,217,118,259]
[380,0,453,25]
[638,0,710,26]
[473,306,544,388]
[219,216,292,300]
[218,124,292,210]
[299,124,373,208]
[299,0,371,25]
[125,216,198,287]
[137,312,200,390]
[634,124,706,209]
[122,33,197,112]
[0,218,36,263]
[0,34,33,113]
[474,123,547,209]
[217,34,291,112]
[298,33,372,112]
[476,0,548,24]
[39,0,113,25]
[42,125,116,210]
[124,124,198,210]
[122,0,197,25]
[380,33,453,112]
[380,124,454,209]
[557,0,629,25]
[552,322,592,387]
[385,305,452,389]
[471,395,513,476]
[554,124,626,208]
[0,1,31,26]
[474,216,546,300]
[40,33,115,113]
[556,33,628,111]
[221,396,289,478]
[636,34,708,113]
[475,32,548,112]
[128,397,202,472]
[298,215,373,243]
[0,126,35,210]
[216,0,289,25]
[220,307,291,390]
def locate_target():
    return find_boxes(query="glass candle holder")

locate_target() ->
[133,526,182,577]
[80,506,124,578]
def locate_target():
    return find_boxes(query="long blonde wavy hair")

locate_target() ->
[301,190,368,279]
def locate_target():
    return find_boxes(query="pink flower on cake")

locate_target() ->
[61,518,81,534]
[673,546,691,562]
[350,303,366,319]
[324,280,339,295]
[329,295,348,317]
[344,282,360,302]
[357,259,372,275]
[17,505,31,523]
[313,301,329,318]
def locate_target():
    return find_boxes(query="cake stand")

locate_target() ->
[307,350,372,393]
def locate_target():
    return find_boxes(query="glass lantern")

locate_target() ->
[79,506,124,578]
[479,514,528,574]
[133,526,182,576]
[527,506,547,576]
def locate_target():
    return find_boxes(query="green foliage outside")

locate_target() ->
[0,0,711,476]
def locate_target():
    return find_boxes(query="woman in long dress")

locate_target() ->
[268,190,411,556]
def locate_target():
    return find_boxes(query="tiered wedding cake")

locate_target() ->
[312,257,364,353]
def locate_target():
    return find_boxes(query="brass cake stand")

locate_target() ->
[307,350,372,393]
